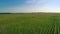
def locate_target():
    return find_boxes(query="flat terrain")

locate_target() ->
[0,13,60,34]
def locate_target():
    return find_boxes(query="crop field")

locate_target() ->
[0,13,60,34]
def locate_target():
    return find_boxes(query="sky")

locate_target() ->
[0,0,60,13]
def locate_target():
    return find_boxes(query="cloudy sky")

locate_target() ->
[0,0,60,13]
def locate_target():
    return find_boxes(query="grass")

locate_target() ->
[0,13,60,34]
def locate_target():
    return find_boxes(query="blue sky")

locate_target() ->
[0,0,60,13]
[0,0,25,8]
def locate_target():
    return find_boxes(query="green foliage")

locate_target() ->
[0,13,60,34]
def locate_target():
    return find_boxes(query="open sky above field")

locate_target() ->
[0,0,60,13]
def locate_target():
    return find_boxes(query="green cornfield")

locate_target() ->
[0,13,60,34]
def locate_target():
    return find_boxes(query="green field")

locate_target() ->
[0,13,60,34]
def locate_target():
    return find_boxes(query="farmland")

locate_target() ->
[0,13,60,34]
